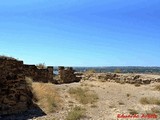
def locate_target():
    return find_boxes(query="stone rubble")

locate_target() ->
[82,73,160,85]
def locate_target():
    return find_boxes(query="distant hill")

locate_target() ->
[73,66,160,74]
[53,66,160,74]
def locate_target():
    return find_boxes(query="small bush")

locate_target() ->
[114,69,121,73]
[68,87,98,104]
[109,104,116,108]
[126,93,130,97]
[84,69,96,74]
[66,106,86,120]
[140,97,160,105]
[151,107,160,114]
[36,63,46,69]
[154,84,160,91]
[90,104,98,108]
[128,109,139,115]
[118,101,125,105]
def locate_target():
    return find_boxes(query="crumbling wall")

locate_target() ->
[0,58,33,115]
[82,73,160,85]
[58,66,81,83]
[23,65,54,83]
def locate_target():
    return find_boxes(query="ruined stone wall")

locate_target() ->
[23,65,54,83]
[58,66,81,83]
[0,59,33,115]
[82,73,160,85]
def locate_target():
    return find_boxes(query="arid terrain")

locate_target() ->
[3,73,160,120]
[35,74,160,120]
[1,72,160,120]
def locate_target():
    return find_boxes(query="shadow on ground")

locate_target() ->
[0,105,46,120]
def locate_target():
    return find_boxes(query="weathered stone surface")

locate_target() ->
[58,66,81,83]
[82,73,158,85]
[0,57,82,115]
[23,65,54,83]
[0,58,33,115]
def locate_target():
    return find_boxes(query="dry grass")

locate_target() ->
[25,77,33,88]
[90,104,98,108]
[118,101,125,105]
[128,109,139,115]
[140,97,160,105]
[80,83,88,87]
[36,63,46,69]
[109,104,116,109]
[66,106,86,120]
[32,82,61,113]
[84,69,96,74]
[154,84,160,91]
[68,87,98,104]
[151,107,160,114]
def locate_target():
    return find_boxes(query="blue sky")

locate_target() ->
[0,0,160,66]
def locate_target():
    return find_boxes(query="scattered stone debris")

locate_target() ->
[82,73,160,85]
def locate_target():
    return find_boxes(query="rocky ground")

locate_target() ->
[1,73,160,120]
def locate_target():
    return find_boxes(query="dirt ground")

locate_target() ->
[33,75,160,120]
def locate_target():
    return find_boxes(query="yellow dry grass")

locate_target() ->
[68,87,98,104]
[140,97,160,105]
[32,82,61,113]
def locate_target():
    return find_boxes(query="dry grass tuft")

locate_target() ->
[151,107,160,114]
[84,69,96,74]
[126,93,131,97]
[109,104,116,109]
[68,87,98,104]
[91,104,98,108]
[118,101,125,105]
[25,77,33,88]
[154,84,160,91]
[66,106,86,120]
[36,63,46,69]
[32,82,61,113]
[140,97,160,105]
[128,109,139,115]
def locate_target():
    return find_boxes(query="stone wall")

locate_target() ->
[0,58,33,115]
[23,65,54,83]
[0,57,82,115]
[58,66,81,83]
